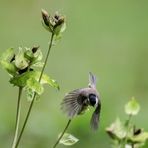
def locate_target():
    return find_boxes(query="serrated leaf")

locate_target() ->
[26,78,44,95]
[25,87,40,101]
[10,71,59,90]
[0,48,14,61]
[10,71,35,87]
[125,97,140,115]
[41,74,60,90]
[59,133,79,146]
[0,61,17,75]
[106,118,126,140]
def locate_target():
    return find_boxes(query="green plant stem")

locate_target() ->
[14,33,54,148]
[123,114,132,147]
[53,119,72,148]
[12,87,23,148]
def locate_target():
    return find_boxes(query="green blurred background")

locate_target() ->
[0,0,148,147]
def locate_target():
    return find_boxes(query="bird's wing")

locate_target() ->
[90,100,101,130]
[89,72,97,88]
[61,89,87,118]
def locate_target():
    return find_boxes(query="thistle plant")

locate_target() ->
[0,9,66,148]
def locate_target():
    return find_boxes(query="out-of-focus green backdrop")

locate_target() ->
[0,0,148,147]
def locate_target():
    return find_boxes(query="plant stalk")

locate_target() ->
[123,114,132,147]
[14,33,54,148]
[53,119,72,148]
[12,87,23,148]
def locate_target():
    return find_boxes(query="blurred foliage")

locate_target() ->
[0,0,148,148]
[106,98,148,148]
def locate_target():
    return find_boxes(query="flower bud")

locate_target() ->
[41,9,50,27]
[32,46,39,53]
[53,16,66,36]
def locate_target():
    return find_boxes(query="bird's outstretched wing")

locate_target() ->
[61,89,88,118]
[90,100,101,130]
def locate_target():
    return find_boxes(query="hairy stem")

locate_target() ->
[12,87,23,148]
[14,33,54,148]
[53,119,72,148]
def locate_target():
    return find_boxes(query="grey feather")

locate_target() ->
[90,101,101,130]
[89,72,96,88]
[61,89,86,118]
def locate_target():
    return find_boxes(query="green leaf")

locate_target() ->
[32,62,44,68]
[26,78,44,95]
[25,87,40,101]
[106,118,126,140]
[25,88,34,101]
[10,71,59,90]
[24,49,34,61]
[15,47,29,70]
[59,133,79,146]
[60,22,66,33]
[125,97,140,116]
[131,132,148,143]
[41,74,60,90]
[10,71,35,87]
[0,61,17,75]
[54,22,66,36]
[24,48,43,65]
[0,48,14,61]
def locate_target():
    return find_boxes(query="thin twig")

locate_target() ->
[12,87,23,148]
[14,33,54,148]
[53,119,72,148]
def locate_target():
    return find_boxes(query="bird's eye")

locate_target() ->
[89,94,96,106]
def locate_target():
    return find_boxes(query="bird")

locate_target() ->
[61,72,101,130]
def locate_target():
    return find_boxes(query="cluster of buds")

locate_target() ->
[41,9,66,35]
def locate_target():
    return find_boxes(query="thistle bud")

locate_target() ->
[41,9,54,33]
[32,46,39,53]
[53,13,66,36]
[54,16,65,28]
[41,9,50,27]
[41,9,66,35]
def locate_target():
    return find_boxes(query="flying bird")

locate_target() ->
[61,72,101,130]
